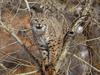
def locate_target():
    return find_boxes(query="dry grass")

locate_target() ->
[0,0,100,75]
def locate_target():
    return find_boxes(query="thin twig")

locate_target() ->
[66,58,72,75]
[0,21,41,70]
[15,70,38,75]
[24,0,30,12]
[67,52,100,73]
[0,41,17,50]
[55,41,71,74]
[0,3,1,21]
[0,63,7,70]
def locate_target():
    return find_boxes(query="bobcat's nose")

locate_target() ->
[36,24,42,29]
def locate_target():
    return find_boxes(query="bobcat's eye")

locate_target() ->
[34,19,38,21]
[41,19,44,22]
[33,19,38,23]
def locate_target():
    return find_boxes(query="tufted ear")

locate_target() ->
[30,9,36,18]
[30,3,44,13]
[30,3,45,19]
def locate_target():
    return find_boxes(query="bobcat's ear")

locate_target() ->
[30,3,44,18]
[30,9,36,18]
[30,3,44,13]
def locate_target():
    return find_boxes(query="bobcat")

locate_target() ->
[30,11,65,65]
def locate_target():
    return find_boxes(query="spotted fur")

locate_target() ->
[31,12,67,65]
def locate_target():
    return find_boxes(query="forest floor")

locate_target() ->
[0,0,100,75]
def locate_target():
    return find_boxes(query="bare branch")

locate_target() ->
[67,52,100,73]
[24,0,30,12]
[15,70,38,75]
[0,21,41,70]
